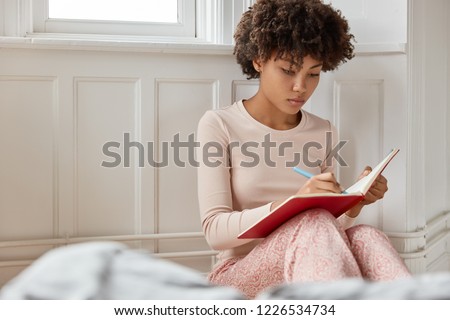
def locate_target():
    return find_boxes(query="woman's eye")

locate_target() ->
[309,73,320,77]
[282,68,295,75]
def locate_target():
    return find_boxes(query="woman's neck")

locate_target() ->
[243,96,301,130]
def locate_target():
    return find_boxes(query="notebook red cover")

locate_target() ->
[237,193,364,239]
[238,148,399,239]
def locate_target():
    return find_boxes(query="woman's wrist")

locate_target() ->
[346,203,364,218]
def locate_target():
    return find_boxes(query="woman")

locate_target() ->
[196,0,411,299]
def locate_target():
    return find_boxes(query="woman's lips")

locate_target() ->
[288,98,305,106]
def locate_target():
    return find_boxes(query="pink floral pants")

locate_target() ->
[208,209,411,299]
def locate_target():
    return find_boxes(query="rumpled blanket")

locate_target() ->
[1,241,450,300]
[0,242,243,300]
[260,273,450,300]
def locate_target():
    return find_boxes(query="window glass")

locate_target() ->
[49,0,178,23]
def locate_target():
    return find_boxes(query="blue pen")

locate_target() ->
[293,167,315,179]
[293,167,347,194]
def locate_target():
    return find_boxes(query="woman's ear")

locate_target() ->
[253,59,263,73]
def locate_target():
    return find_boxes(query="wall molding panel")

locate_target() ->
[231,80,259,102]
[0,76,58,238]
[0,76,59,283]
[333,80,384,228]
[73,77,142,238]
[153,79,219,264]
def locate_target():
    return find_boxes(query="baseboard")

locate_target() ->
[385,211,450,273]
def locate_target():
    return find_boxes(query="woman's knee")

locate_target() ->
[346,224,389,242]
[278,208,339,233]
[291,208,336,223]
[266,209,341,244]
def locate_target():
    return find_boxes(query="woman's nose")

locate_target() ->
[293,79,306,93]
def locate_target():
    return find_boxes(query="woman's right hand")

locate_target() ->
[270,172,343,211]
[296,172,343,195]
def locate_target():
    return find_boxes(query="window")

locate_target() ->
[33,0,196,37]
[49,0,179,23]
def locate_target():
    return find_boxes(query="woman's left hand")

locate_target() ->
[345,166,388,218]
[359,166,388,205]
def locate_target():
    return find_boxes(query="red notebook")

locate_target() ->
[238,149,399,239]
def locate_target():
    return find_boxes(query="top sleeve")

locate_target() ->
[196,111,272,250]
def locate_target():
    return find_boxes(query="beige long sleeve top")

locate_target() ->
[196,100,355,264]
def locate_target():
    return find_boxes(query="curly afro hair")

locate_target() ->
[234,0,355,79]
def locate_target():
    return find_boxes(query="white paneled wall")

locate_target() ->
[311,54,408,231]
[0,76,57,240]
[448,0,450,213]
[0,46,412,285]
[403,0,450,272]
[0,49,244,285]
[333,80,385,226]
[75,78,141,236]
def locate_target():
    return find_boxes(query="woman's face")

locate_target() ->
[254,53,323,116]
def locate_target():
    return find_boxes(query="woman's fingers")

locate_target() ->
[301,172,343,194]
[314,173,342,192]
[362,174,389,204]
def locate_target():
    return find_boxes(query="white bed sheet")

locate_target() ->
[1,241,449,300]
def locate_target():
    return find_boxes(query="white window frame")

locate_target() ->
[32,0,196,38]
[0,0,257,51]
